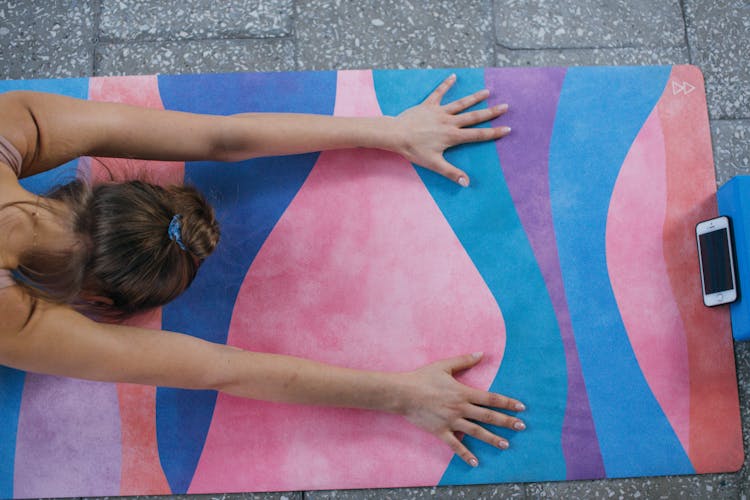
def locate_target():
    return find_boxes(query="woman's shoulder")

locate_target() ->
[0,92,31,172]
[0,160,21,192]
[0,280,34,336]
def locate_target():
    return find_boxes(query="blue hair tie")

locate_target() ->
[168,214,187,251]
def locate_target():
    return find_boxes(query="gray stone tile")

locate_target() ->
[0,0,94,79]
[294,0,493,71]
[649,474,739,499]
[80,493,303,500]
[0,40,94,80]
[495,46,689,68]
[736,342,750,499]
[493,0,685,49]
[100,0,293,41]
[196,493,303,500]
[684,0,750,119]
[95,39,295,76]
[0,0,94,45]
[525,478,653,499]
[306,484,525,499]
[712,120,750,186]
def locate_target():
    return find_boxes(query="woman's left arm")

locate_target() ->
[217,74,510,186]
[0,74,508,185]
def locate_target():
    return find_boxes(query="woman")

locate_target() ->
[0,74,524,469]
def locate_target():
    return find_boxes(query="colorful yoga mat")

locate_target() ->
[0,65,743,497]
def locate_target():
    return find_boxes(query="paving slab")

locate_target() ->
[649,474,739,499]
[294,0,493,71]
[495,46,689,68]
[306,484,526,499]
[525,477,653,499]
[0,0,94,79]
[492,0,685,49]
[81,492,303,500]
[735,342,750,500]
[713,120,750,186]
[95,39,295,76]
[100,0,293,42]
[684,0,750,120]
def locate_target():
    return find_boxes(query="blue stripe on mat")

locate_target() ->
[374,68,568,484]
[548,65,694,476]
[156,71,337,493]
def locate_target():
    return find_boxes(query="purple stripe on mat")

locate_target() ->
[485,67,605,479]
[14,374,121,498]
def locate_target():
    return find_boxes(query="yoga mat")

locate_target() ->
[0,65,742,497]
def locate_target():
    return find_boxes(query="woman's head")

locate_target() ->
[14,179,220,319]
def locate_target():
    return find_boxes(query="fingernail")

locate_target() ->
[449,73,457,80]
[458,177,470,187]
[469,458,479,467]
[498,440,509,449]
[501,126,512,134]
[513,421,526,431]
[472,351,483,359]
[515,403,526,411]
[496,103,508,112]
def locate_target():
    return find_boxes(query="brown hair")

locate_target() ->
[11,179,220,319]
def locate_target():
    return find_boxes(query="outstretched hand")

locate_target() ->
[397,352,525,467]
[393,74,511,187]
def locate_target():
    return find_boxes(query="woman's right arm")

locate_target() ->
[0,292,525,467]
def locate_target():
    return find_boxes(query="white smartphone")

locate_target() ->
[696,216,738,307]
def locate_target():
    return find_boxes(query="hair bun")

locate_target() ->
[167,186,220,260]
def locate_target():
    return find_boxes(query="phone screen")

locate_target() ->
[699,228,734,294]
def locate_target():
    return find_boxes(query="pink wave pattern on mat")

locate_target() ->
[658,65,743,472]
[85,75,184,185]
[87,75,178,494]
[189,70,506,492]
[13,375,121,498]
[117,309,171,495]
[606,108,690,452]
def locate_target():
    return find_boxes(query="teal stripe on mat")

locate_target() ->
[374,68,568,484]
[548,66,694,476]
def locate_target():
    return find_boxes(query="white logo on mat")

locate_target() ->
[672,80,696,96]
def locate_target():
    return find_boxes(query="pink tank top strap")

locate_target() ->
[0,134,23,177]
[0,135,22,288]
[0,269,15,290]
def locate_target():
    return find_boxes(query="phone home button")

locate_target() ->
[717,293,724,301]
